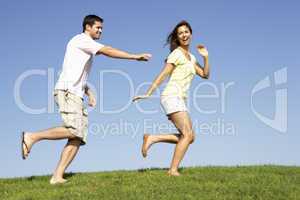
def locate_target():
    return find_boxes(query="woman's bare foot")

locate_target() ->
[22,132,34,159]
[142,134,153,158]
[167,169,181,176]
[50,176,68,185]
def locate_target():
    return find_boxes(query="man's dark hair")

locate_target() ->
[82,15,103,32]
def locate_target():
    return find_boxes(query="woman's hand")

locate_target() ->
[132,94,150,102]
[197,44,208,57]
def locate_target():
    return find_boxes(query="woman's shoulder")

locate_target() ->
[168,48,183,58]
[169,48,181,54]
[166,48,183,65]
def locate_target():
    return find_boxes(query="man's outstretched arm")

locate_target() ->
[97,46,151,61]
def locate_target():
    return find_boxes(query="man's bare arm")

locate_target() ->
[97,46,151,61]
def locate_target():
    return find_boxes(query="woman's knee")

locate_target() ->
[181,130,195,144]
[190,133,196,144]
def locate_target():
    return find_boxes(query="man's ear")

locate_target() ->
[85,24,91,31]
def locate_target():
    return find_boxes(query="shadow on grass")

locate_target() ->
[137,167,183,173]
[64,172,77,179]
[26,176,36,181]
[25,172,76,182]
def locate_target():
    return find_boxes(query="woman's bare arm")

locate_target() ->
[133,63,175,101]
[195,45,210,79]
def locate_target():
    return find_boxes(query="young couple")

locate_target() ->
[21,15,209,184]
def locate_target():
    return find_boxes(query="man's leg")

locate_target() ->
[50,138,81,184]
[22,127,77,158]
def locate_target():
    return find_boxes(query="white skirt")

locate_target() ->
[160,96,188,115]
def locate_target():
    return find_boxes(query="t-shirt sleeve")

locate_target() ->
[77,39,105,55]
[166,49,181,66]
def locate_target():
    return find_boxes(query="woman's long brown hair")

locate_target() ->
[166,20,193,52]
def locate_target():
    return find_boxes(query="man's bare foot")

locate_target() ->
[167,170,181,176]
[142,134,153,158]
[21,132,34,159]
[50,176,68,185]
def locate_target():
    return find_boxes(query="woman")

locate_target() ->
[133,20,210,176]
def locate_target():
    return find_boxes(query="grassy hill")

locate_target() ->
[1,166,299,200]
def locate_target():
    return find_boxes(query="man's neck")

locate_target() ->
[83,31,93,39]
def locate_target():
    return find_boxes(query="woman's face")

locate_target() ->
[177,25,192,47]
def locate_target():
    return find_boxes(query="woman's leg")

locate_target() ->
[168,111,195,176]
[142,133,180,157]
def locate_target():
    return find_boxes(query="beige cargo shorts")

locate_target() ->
[54,90,88,145]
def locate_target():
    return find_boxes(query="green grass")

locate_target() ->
[1,166,299,200]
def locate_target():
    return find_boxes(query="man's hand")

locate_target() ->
[88,93,96,107]
[132,94,150,102]
[197,45,208,57]
[85,88,97,107]
[134,53,152,61]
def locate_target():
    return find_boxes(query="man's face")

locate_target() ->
[86,21,103,40]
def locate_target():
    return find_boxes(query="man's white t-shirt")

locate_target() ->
[55,33,104,98]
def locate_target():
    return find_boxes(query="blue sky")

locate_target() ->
[0,0,299,178]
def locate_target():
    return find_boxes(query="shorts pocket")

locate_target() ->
[56,91,82,114]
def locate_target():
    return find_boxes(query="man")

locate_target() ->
[21,15,151,184]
